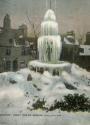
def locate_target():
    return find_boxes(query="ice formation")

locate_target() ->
[29,9,71,75]
[0,64,90,124]
[38,9,62,63]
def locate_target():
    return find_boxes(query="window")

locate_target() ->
[13,59,18,71]
[79,48,84,53]
[9,39,13,44]
[21,47,30,55]
[6,48,11,55]
[20,61,25,68]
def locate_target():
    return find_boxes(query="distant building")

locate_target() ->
[61,43,79,64]
[78,33,90,70]
[61,31,79,63]
[63,31,79,45]
[85,32,90,45]
[61,32,90,71]
[79,45,90,70]
[79,45,90,56]
[0,14,35,72]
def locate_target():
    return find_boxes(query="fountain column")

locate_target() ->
[38,9,62,64]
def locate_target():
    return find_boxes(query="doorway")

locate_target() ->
[13,59,18,71]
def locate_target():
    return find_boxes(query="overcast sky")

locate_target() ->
[0,0,90,36]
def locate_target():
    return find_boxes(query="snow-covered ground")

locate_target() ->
[0,64,90,125]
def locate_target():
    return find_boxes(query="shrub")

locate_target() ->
[32,98,46,110]
[48,93,90,112]
[32,94,90,112]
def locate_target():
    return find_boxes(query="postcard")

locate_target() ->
[0,0,90,125]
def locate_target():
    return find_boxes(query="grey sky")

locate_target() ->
[0,0,90,35]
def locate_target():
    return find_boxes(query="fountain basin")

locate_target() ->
[29,60,71,76]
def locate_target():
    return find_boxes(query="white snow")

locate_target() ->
[0,64,90,125]
[29,60,70,68]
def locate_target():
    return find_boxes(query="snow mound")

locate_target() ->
[0,64,90,113]
[0,86,23,100]
[71,64,90,78]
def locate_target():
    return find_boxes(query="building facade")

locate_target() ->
[0,14,33,72]
[61,32,90,71]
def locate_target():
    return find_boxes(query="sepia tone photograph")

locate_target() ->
[0,0,90,124]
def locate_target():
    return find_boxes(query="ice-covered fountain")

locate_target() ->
[29,9,71,75]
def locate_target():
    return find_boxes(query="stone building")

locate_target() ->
[85,32,90,45]
[61,32,90,71]
[0,14,33,72]
[79,45,90,70]
[61,32,79,64]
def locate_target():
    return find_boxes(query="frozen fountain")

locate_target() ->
[38,9,62,63]
[29,9,71,75]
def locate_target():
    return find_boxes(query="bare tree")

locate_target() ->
[25,10,40,38]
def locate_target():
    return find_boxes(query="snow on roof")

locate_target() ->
[64,37,79,45]
[64,37,73,45]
